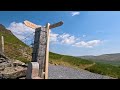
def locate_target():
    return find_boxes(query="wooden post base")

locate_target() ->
[26,62,42,79]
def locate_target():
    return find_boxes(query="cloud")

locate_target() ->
[7,22,59,45]
[49,33,78,45]
[7,22,35,45]
[49,32,101,48]
[73,40,101,48]
[8,22,35,34]
[82,35,86,37]
[59,33,76,44]
[71,11,80,16]
[7,22,102,48]
[16,34,26,40]
[50,31,59,44]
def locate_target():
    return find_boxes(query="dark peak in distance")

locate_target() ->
[79,53,120,61]
[0,24,13,35]
[0,24,6,29]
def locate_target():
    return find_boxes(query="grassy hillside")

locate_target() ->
[1,24,120,78]
[49,52,94,69]
[79,53,120,66]
[49,52,120,78]
[0,25,32,63]
[85,63,120,78]
[87,59,120,66]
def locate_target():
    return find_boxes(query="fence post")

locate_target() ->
[1,35,4,53]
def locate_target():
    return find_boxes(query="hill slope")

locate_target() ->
[0,24,32,63]
[49,52,94,69]
[79,53,120,62]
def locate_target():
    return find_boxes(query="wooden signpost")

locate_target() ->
[24,20,63,79]
[24,20,39,29]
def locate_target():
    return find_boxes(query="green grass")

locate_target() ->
[91,60,120,66]
[0,27,32,63]
[49,52,94,69]
[49,52,120,78]
[85,62,120,78]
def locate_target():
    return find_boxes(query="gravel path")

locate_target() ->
[48,64,114,79]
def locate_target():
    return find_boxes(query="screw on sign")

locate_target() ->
[24,20,63,79]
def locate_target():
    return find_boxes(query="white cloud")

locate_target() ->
[59,33,76,44]
[71,11,80,16]
[7,22,35,45]
[82,35,86,37]
[50,32,59,43]
[8,22,35,34]
[7,22,102,48]
[16,34,26,40]
[73,40,101,48]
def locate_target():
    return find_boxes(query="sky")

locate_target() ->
[0,11,120,56]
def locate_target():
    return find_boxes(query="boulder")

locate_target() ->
[0,66,27,79]
[13,60,28,67]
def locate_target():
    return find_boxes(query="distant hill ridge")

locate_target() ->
[79,53,120,61]
[0,24,13,35]
[0,24,5,28]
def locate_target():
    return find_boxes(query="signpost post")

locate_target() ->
[24,20,63,79]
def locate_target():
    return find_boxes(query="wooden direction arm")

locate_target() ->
[49,21,63,29]
[24,20,63,29]
[23,20,40,29]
